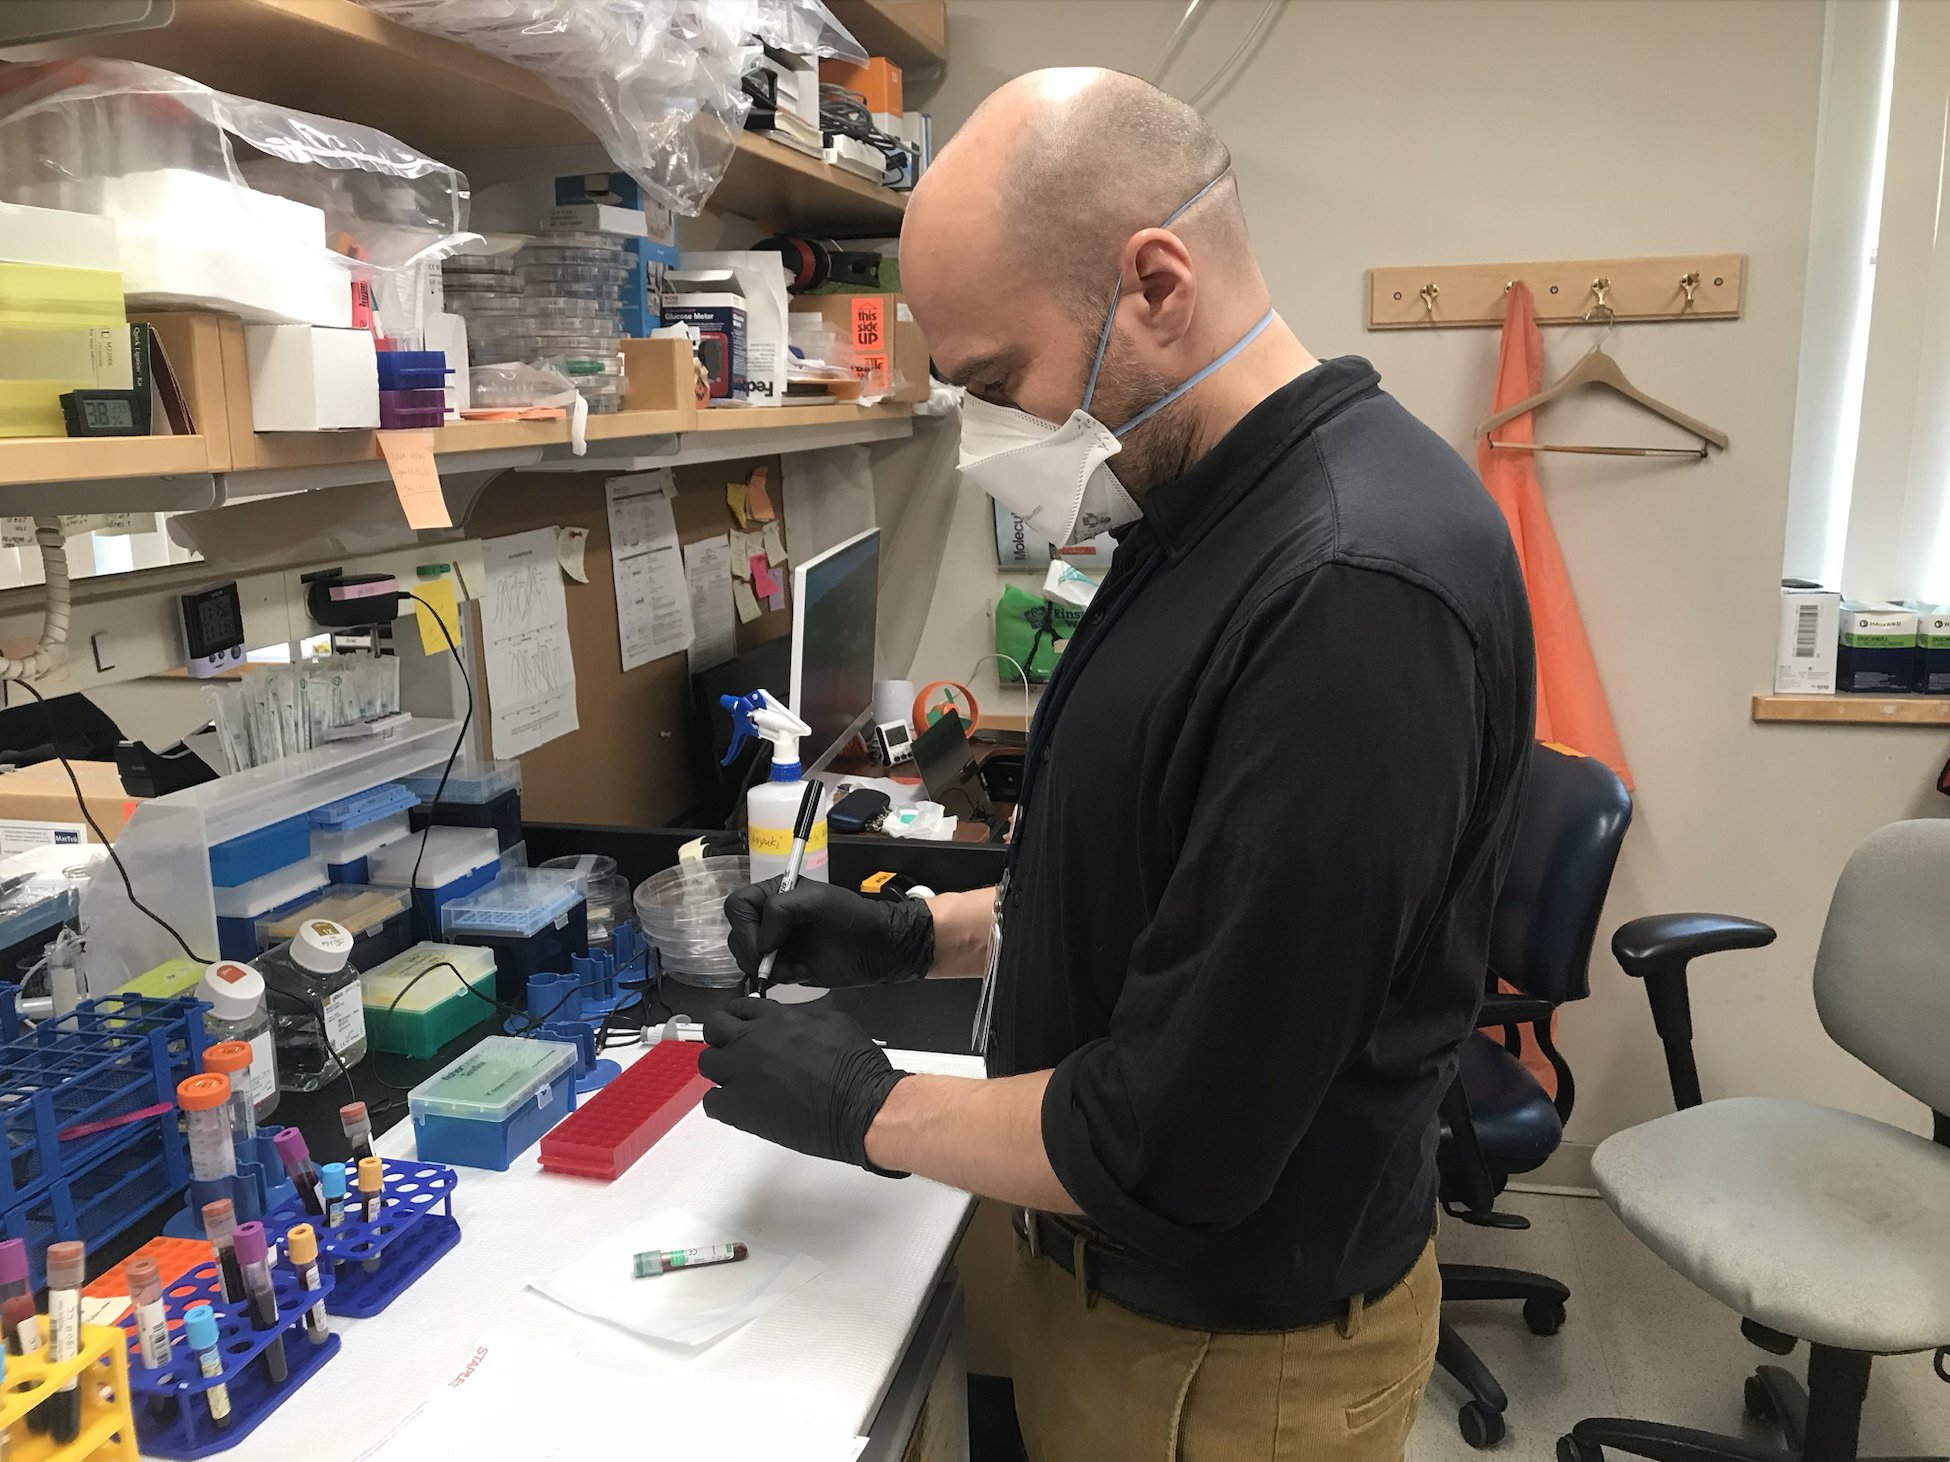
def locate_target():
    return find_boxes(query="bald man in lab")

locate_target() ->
[704,69,1535,1460]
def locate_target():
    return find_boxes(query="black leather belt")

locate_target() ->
[1012,1208,1420,1333]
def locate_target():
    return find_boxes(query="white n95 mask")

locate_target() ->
[953,170,1275,546]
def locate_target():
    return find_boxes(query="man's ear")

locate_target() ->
[1123,227,1198,348]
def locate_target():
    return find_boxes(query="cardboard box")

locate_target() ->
[0,761,144,844]
[1837,600,1919,693]
[681,252,791,406]
[821,55,903,114]
[1775,581,1840,694]
[664,271,748,402]
[245,324,380,431]
[788,292,929,402]
[1907,602,1950,695]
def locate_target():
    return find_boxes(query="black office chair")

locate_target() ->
[1435,741,1634,1448]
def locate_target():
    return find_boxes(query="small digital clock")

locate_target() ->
[59,389,151,438]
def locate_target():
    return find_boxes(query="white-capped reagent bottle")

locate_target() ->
[720,690,830,884]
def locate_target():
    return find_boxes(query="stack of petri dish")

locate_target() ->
[512,230,632,415]
[440,253,527,365]
[632,857,750,988]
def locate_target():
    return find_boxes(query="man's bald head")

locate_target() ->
[909,68,1252,322]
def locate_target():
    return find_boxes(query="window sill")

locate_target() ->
[1751,694,1950,725]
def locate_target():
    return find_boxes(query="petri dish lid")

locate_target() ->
[410,1035,576,1122]
[516,261,632,284]
[540,854,618,885]
[529,230,636,251]
[443,253,517,273]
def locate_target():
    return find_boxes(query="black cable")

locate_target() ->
[405,588,473,895]
[818,82,910,185]
[14,680,211,965]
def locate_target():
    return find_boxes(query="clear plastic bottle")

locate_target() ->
[719,691,830,883]
[176,1074,237,1185]
[195,963,280,1122]
[258,919,367,1092]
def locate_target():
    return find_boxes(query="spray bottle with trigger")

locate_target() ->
[720,691,831,884]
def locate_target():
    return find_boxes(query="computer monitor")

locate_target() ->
[791,528,880,772]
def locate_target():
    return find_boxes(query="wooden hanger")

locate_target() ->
[1476,305,1730,459]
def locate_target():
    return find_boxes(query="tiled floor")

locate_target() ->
[1414,1191,1948,1461]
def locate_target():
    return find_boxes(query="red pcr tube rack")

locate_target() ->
[538,1040,711,1180]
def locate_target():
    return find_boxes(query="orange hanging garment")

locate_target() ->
[1477,283,1632,789]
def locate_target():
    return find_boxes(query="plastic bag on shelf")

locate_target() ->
[0,58,474,328]
[358,0,865,217]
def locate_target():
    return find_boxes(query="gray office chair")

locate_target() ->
[1559,819,1950,1462]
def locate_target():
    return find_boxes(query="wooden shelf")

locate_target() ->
[0,434,211,487]
[25,0,908,231]
[1752,694,1950,726]
[827,1,948,70]
[686,401,915,432]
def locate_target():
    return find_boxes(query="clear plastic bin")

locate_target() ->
[409,1035,577,1171]
[211,857,330,961]
[253,883,413,971]
[362,942,499,1059]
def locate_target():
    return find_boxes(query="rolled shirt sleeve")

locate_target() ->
[1040,563,1488,1263]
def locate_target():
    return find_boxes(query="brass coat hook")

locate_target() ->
[1679,271,1701,308]
[1419,282,1440,316]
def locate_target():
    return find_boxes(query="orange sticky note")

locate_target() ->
[379,430,451,529]
[746,465,776,522]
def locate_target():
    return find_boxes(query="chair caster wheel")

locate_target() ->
[1459,1401,1506,1449]
[1744,1372,1776,1424]
[1557,1434,1603,1462]
[1524,1296,1567,1336]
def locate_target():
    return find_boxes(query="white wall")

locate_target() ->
[905,0,1949,1146]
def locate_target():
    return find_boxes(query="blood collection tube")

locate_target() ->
[181,1304,233,1432]
[320,1162,347,1229]
[356,1157,384,1272]
[273,1128,323,1216]
[2,1294,45,1434]
[177,1074,237,1185]
[127,1257,174,1371]
[231,1223,287,1385]
[200,1041,259,1148]
[46,1240,85,1444]
[202,1199,244,1303]
[284,1225,329,1345]
[339,1101,374,1162]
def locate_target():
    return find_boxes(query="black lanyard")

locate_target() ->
[1006,549,1162,874]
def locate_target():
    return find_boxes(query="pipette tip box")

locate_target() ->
[538,1040,709,1182]
[207,814,311,889]
[253,883,412,971]
[212,856,330,961]
[401,758,523,851]
[409,1035,576,1171]
[366,827,500,942]
[361,942,499,1059]
[439,870,588,1003]
[309,782,416,883]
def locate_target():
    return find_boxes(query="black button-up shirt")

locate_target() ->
[992,357,1535,1330]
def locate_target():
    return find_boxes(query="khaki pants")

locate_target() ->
[1007,1236,1439,1462]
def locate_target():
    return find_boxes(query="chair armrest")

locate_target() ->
[1610,913,1776,1110]
[1478,994,1554,1028]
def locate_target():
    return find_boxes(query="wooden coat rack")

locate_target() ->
[1368,254,1745,329]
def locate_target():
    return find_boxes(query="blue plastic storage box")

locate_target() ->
[409,1036,576,1171]
[208,814,311,888]
[310,783,417,883]
[402,759,523,851]
[440,870,589,1004]
[366,827,501,942]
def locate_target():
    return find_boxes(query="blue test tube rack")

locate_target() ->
[119,1256,340,1460]
[165,1127,301,1239]
[503,950,642,1034]
[534,1019,621,1093]
[260,1157,459,1318]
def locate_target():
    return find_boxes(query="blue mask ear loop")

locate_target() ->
[1112,306,1275,439]
[1079,171,1234,414]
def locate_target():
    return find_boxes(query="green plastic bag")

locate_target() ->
[995,584,1082,684]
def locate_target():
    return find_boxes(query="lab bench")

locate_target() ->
[90,820,998,1460]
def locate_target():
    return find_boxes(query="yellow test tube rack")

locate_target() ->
[0,1324,138,1462]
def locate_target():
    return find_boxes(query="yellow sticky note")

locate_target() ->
[379,430,452,529]
[726,481,752,530]
[746,464,776,522]
[413,576,461,656]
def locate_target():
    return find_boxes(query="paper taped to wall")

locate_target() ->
[683,534,738,672]
[607,471,693,672]
[481,528,579,757]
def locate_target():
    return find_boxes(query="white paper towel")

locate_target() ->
[532,1205,823,1347]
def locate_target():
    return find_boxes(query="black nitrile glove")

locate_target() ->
[698,997,909,1175]
[723,877,933,987]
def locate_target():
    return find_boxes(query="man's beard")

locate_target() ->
[1092,351,1202,498]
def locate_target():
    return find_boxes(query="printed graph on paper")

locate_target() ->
[481,529,580,757]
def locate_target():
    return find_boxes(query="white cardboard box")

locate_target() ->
[1776,583,1840,694]
[244,325,379,431]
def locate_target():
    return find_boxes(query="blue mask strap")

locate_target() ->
[1080,171,1233,413]
[1113,306,1276,439]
